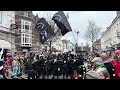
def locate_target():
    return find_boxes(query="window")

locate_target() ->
[23,37,24,43]
[25,34,28,37]
[21,20,31,33]
[25,37,28,43]
[117,23,118,28]
[21,20,32,46]
[23,33,32,43]
[0,11,2,24]
[24,12,28,17]
[22,21,24,30]
[23,24,24,29]
[25,25,29,30]
[21,33,32,44]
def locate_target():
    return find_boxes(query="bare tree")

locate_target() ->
[44,13,62,53]
[84,20,101,52]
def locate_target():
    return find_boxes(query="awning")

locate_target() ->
[0,39,11,49]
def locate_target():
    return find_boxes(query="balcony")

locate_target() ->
[20,43,32,48]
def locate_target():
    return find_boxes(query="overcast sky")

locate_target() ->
[33,11,116,46]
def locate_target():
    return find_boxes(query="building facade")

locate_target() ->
[51,39,63,54]
[101,11,120,51]
[0,11,17,55]
[15,11,42,55]
[93,39,101,53]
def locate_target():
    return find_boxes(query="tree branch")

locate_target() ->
[84,20,101,51]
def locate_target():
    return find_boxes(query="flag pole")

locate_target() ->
[66,13,76,54]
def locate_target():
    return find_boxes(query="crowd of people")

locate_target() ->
[2,49,120,79]
[85,50,120,79]
[3,54,27,79]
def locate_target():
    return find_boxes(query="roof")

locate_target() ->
[101,14,120,38]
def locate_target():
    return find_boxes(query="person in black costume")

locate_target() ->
[25,59,36,79]
[53,59,58,79]
[62,55,68,79]
[25,53,38,79]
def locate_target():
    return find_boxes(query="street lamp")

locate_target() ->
[10,22,18,56]
[10,20,14,56]
[73,29,80,53]
[74,30,79,46]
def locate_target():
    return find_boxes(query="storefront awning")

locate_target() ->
[0,39,11,49]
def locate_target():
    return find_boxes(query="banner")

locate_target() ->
[52,11,72,36]
[36,18,54,44]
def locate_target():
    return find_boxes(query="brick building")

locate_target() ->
[15,11,42,55]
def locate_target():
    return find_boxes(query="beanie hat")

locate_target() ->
[115,50,120,54]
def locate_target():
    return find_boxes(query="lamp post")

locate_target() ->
[74,29,80,54]
[10,24,13,56]
[10,20,13,55]
[76,31,79,45]
[10,23,18,56]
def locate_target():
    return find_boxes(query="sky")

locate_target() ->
[33,11,116,46]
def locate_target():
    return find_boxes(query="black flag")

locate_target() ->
[36,18,54,44]
[52,11,72,36]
